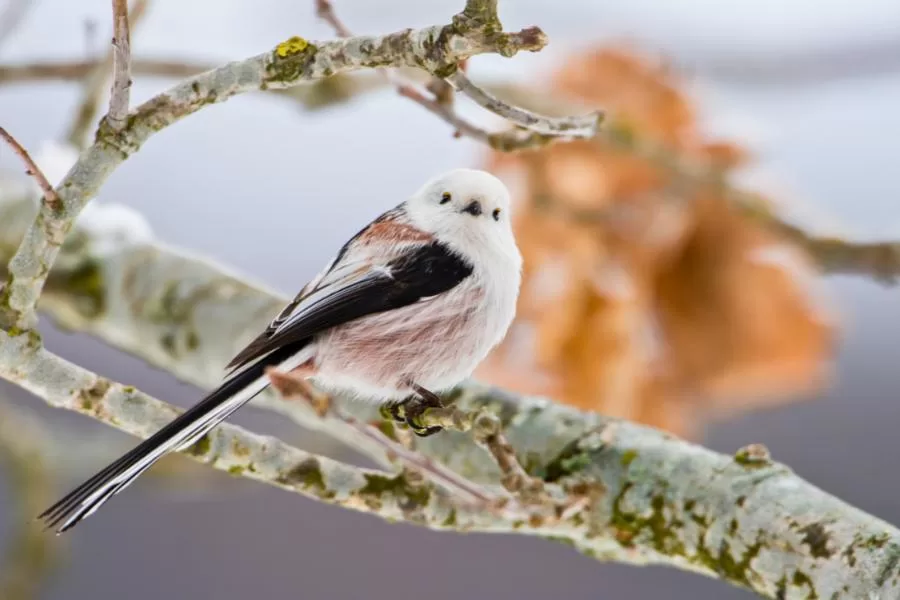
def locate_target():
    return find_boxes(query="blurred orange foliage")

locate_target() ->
[476,47,837,439]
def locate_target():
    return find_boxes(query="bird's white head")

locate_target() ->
[406,168,522,271]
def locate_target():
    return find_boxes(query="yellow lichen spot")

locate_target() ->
[276,36,309,58]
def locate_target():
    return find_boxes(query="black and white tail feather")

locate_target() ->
[38,341,312,533]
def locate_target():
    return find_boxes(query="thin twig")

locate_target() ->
[107,0,133,129]
[447,69,602,137]
[0,58,212,82]
[266,369,506,510]
[65,0,149,147]
[314,0,352,38]
[314,0,566,151]
[0,126,63,214]
[471,412,542,497]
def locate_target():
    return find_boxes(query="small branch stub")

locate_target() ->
[107,0,134,129]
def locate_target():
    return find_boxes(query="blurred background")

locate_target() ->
[1,0,900,598]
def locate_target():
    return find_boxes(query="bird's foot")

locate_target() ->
[382,384,445,437]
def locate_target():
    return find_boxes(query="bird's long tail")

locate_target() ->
[38,341,311,534]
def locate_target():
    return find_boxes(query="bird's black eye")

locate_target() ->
[462,200,482,216]
[440,192,452,205]
[492,208,501,221]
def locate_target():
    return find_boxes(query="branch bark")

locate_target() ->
[64,0,150,148]
[0,336,493,531]
[1,183,899,597]
[107,0,134,130]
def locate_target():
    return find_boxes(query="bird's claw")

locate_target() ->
[383,393,444,437]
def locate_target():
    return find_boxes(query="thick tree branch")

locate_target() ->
[1,183,898,596]
[266,368,506,511]
[0,332,500,532]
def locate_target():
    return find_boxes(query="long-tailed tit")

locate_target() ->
[39,168,522,533]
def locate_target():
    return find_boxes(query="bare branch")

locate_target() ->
[0,126,64,215]
[266,369,507,511]
[65,0,149,148]
[0,5,547,333]
[0,336,489,532]
[314,0,352,38]
[107,0,134,129]
[0,58,211,83]
[447,70,603,138]
[314,0,581,151]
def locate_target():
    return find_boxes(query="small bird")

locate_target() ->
[38,168,522,533]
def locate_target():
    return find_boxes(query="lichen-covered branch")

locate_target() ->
[313,0,577,152]
[0,331,503,532]
[266,368,505,510]
[0,0,548,333]
[1,183,898,597]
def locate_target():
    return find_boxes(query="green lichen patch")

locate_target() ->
[610,485,768,592]
[230,440,251,458]
[734,443,771,468]
[543,436,594,482]
[441,508,457,528]
[611,486,685,556]
[798,522,833,559]
[266,38,318,85]
[693,537,763,591]
[876,542,900,587]
[275,36,309,58]
[277,457,329,497]
[455,0,503,35]
[77,379,110,411]
[359,473,430,511]
[56,259,105,318]
[184,434,211,458]
[791,571,818,599]
[620,449,638,468]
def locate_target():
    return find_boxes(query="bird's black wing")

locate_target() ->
[226,240,473,372]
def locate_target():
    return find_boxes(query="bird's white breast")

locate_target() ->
[311,251,520,402]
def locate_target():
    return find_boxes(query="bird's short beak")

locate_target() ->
[460,200,482,216]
